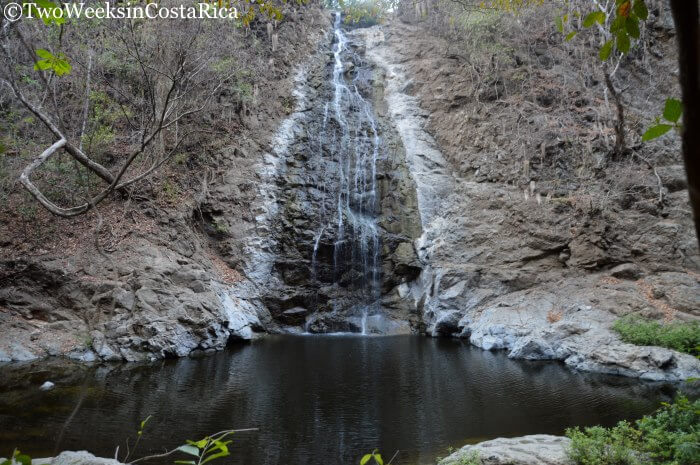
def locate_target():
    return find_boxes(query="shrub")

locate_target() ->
[612,315,700,356]
[566,396,700,465]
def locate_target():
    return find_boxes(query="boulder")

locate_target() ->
[438,435,572,465]
[609,263,642,280]
[31,451,124,465]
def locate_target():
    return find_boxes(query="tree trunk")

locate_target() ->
[604,71,626,158]
[669,0,700,246]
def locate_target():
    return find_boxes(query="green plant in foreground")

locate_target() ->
[566,395,700,465]
[643,98,683,141]
[119,415,256,465]
[174,432,234,465]
[612,315,700,356]
[1,450,48,465]
[360,449,384,465]
[457,450,481,465]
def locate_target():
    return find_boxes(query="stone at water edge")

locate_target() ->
[438,435,573,465]
[39,381,55,391]
[29,451,125,465]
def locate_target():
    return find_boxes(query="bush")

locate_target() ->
[612,315,700,356]
[566,396,700,465]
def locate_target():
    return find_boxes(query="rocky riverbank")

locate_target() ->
[6,439,573,465]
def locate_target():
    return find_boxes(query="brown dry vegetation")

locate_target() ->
[0,0,328,263]
[392,0,698,271]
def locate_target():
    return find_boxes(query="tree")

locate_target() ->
[0,0,287,218]
[668,0,700,246]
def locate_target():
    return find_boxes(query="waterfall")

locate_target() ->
[310,12,382,333]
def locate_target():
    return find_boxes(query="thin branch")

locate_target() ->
[127,428,259,465]
[632,152,665,204]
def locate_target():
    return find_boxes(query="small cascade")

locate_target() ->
[310,226,326,282]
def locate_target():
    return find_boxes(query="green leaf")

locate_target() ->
[15,455,31,465]
[373,453,384,465]
[140,415,152,430]
[565,31,577,41]
[633,0,648,20]
[599,40,614,61]
[642,124,673,141]
[626,17,640,39]
[610,14,625,33]
[54,60,72,76]
[617,32,631,54]
[663,98,682,123]
[186,439,210,449]
[34,61,52,71]
[583,11,605,28]
[200,451,230,465]
[26,0,65,25]
[177,446,200,457]
[36,48,53,59]
[173,461,196,465]
[555,16,564,33]
[360,454,372,465]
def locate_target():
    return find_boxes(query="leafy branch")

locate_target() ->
[643,98,683,141]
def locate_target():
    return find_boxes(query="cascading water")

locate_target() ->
[309,13,382,334]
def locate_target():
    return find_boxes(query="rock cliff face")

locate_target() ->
[351,17,700,381]
[239,13,424,335]
[0,6,334,362]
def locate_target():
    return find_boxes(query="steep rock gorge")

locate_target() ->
[1,6,699,383]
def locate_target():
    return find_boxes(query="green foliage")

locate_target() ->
[612,315,700,356]
[161,180,180,202]
[334,0,396,25]
[213,219,229,235]
[360,449,383,465]
[175,431,235,465]
[480,0,544,14]
[23,0,65,26]
[457,450,481,465]
[1,449,48,465]
[33,49,72,76]
[566,396,700,465]
[567,422,643,465]
[558,0,648,62]
[138,415,152,437]
[642,97,683,141]
[663,98,683,123]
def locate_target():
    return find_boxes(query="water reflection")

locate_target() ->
[0,336,684,464]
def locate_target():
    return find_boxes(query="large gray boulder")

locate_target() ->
[2,451,124,465]
[438,435,572,465]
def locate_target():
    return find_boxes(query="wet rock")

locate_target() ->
[306,313,361,333]
[281,307,308,326]
[432,311,462,336]
[39,381,55,391]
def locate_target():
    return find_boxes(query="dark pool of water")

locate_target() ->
[0,336,682,464]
